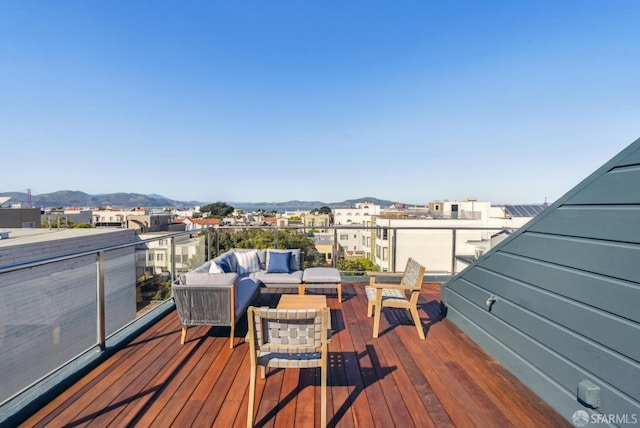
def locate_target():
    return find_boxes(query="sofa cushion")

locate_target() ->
[180,271,237,286]
[235,250,261,276]
[251,270,303,285]
[266,249,302,272]
[217,257,233,273]
[235,248,267,269]
[267,251,291,273]
[234,277,261,322]
[209,261,223,273]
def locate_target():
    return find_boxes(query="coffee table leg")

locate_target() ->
[298,283,306,295]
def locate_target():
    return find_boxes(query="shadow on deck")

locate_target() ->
[21,283,569,427]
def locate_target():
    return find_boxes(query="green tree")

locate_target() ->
[337,258,379,275]
[41,217,94,229]
[318,206,332,214]
[211,228,322,268]
[200,201,234,218]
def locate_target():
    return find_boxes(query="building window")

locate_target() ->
[383,247,388,261]
[339,234,348,240]
[157,253,164,262]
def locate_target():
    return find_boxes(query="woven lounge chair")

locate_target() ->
[246,306,330,427]
[365,258,426,339]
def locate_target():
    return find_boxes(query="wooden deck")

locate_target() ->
[21,283,570,427]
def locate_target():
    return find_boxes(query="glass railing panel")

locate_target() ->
[0,256,98,404]
[174,233,207,275]
[104,247,138,333]
[133,233,207,319]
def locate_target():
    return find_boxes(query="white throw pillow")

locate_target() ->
[235,250,261,275]
[208,262,223,273]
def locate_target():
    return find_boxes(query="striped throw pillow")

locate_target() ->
[235,250,261,275]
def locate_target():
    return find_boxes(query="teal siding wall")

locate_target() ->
[442,138,640,425]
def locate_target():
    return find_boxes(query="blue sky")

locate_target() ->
[1,1,638,205]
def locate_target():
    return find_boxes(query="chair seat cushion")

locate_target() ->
[365,286,407,304]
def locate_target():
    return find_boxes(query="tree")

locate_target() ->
[200,201,234,218]
[318,206,332,215]
[41,217,94,229]
[211,228,322,268]
[337,258,379,275]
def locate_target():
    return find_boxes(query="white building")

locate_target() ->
[333,202,380,258]
[363,199,545,273]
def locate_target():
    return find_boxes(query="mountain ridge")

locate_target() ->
[0,191,404,209]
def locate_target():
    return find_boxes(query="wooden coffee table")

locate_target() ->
[277,294,327,310]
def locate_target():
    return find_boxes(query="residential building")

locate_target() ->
[303,212,330,232]
[365,199,544,273]
[333,202,380,225]
[0,198,41,228]
[333,202,380,260]
[181,217,220,231]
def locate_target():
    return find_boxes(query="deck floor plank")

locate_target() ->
[19,283,570,428]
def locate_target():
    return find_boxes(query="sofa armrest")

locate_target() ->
[172,273,238,326]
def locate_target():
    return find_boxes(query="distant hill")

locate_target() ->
[0,191,402,210]
[0,191,200,208]
[230,197,400,210]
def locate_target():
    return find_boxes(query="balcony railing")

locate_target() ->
[0,224,512,422]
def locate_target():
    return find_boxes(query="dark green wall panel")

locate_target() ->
[450,270,640,362]
[615,145,640,167]
[529,206,640,243]
[500,233,640,283]
[481,252,640,324]
[566,166,640,205]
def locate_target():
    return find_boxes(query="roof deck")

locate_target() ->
[20,283,569,427]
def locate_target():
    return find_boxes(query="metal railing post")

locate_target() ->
[391,228,397,272]
[96,251,106,350]
[170,236,176,282]
[206,228,212,260]
[274,227,279,248]
[332,228,338,267]
[215,227,220,257]
[451,228,457,275]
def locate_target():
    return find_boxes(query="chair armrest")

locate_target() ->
[366,271,403,278]
[367,282,406,290]
[366,271,404,286]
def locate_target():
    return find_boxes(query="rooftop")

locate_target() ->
[19,285,568,427]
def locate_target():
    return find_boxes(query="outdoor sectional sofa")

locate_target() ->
[172,248,303,347]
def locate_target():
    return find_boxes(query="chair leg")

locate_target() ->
[180,325,188,345]
[247,366,256,427]
[321,364,327,427]
[410,306,425,340]
[372,289,383,338]
[337,283,342,302]
[229,323,235,348]
[298,283,306,295]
